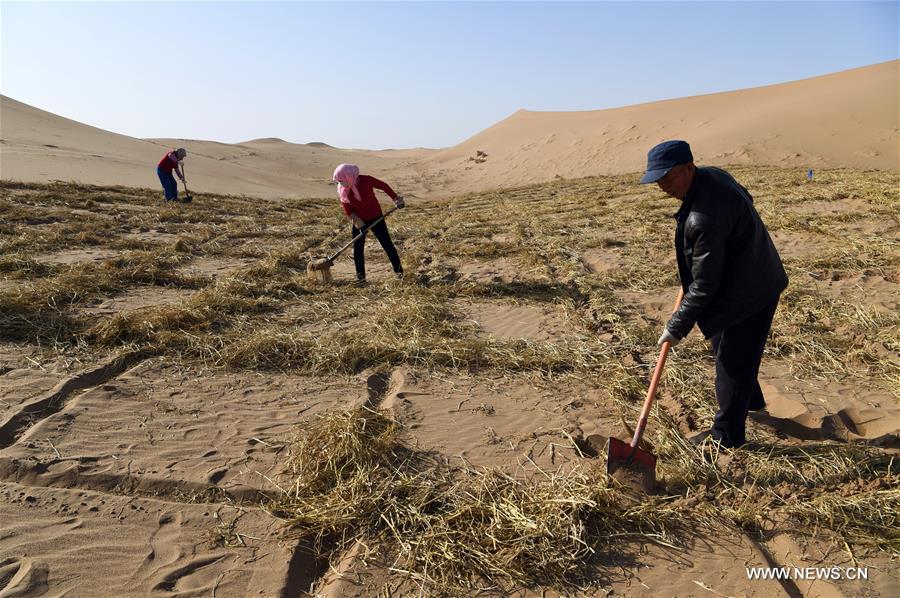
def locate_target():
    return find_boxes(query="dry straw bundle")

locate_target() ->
[271,407,689,595]
[272,405,899,594]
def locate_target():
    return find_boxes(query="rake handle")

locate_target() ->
[326,206,399,263]
[629,287,685,449]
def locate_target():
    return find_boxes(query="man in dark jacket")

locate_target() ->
[640,140,788,448]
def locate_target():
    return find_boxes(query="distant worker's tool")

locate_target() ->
[181,165,193,203]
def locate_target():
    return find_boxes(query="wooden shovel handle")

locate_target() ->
[673,287,685,313]
[181,164,189,194]
[629,287,685,448]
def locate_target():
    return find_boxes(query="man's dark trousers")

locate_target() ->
[352,218,402,281]
[708,298,779,447]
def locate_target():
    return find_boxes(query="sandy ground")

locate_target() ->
[5,351,895,597]
[2,61,897,201]
[1,60,898,597]
[2,173,898,596]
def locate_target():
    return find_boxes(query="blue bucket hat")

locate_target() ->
[640,140,693,184]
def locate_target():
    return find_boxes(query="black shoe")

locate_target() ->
[354,278,367,287]
[748,400,766,412]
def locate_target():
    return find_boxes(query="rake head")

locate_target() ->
[307,259,334,283]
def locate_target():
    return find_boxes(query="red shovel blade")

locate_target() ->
[604,288,681,494]
[607,436,657,492]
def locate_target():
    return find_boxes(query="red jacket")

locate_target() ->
[342,175,397,221]
[157,151,180,173]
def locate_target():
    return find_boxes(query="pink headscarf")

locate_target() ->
[333,163,361,205]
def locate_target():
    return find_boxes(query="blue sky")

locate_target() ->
[1,1,897,149]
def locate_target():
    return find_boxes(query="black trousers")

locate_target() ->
[352,218,402,281]
[708,298,779,447]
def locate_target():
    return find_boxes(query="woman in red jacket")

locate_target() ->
[332,164,405,283]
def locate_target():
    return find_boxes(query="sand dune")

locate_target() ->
[0,95,432,199]
[421,60,899,195]
[2,61,897,200]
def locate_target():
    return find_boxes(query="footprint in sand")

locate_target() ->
[822,407,900,444]
[362,367,423,411]
[0,557,50,597]
[379,369,408,411]
[151,553,229,594]
[381,368,429,413]
[753,383,900,446]
[363,371,390,409]
[206,467,227,485]
[130,511,183,587]
[582,248,626,275]
[129,511,234,596]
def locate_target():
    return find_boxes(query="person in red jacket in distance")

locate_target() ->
[332,163,405,283]
[157,148,186,203]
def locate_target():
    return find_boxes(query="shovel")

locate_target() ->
[307,206,399,283]
[180,164,193,203]
[607,287,684,492]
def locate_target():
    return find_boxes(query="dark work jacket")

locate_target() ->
[667,167,788,339]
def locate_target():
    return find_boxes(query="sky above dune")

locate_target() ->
[1,1,897,149]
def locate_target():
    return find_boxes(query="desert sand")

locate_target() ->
[2,61,897,200]
[1,60,898,597]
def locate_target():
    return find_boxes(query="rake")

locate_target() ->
[307,206,399,283]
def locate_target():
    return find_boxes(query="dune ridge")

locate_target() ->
[2,60,897,199]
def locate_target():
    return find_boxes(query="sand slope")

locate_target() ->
[2,61,898,200]
[420,60,900,195]
[0,95,432,199]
